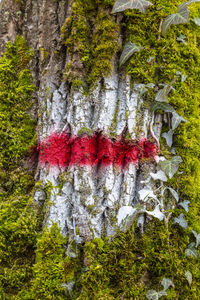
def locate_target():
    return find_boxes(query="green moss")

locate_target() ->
[77,127,94,136]
[72,79,85,88]
[73,220,199,299]
[61,0,118,89]
[0,37,36,170]
[40,47,49,61]
[18,224,71,299]
[0,36,37,297]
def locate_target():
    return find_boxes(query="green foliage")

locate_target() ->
[122,0,200,83]
[185,270,193,285]
[173,213,188,229]
[192,230,200,247]
[119,41,143,66]
[159,156,182,179]
[185,243,199,258]
[147,289,167,300]
[162,3,190,35]
[151,102,176,113]
[171,112,186,130]
[162,1,200,35]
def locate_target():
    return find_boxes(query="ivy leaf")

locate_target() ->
[178,0,200,11]
[146,82,155,88]
[66,245,77,258]
[192,230,200,248]
[162,187,179,202]
[176,34,187,45]
[181,74,187,82]
[157,291,168,297]
[151,102,176,113]
[60,281,75,297]
[185,248,198,258]
[119,42,143,66]
[185,242,199,258]
[185,270,192,285]
[150,170,168,182]
[138,188,157,201]
[136,83,148,95]
[147,56,155,63]
[162,5,189,35]
[179,200,190,212]
[192,17,200,26]
[173,213,188,229]
[171,147,176,155]
[161,278,173,291]
[146,290,167,300]
[171,112,187,130]
[112,0,153,14]
[145,205,165,221]
[146,290,159,300]
[159,156,182,179]
[162,0,200,34]
[155,84,172,102]
[162,130,173,147]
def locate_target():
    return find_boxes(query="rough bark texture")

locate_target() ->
[0,0,162,241]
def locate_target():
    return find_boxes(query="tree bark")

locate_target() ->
[0,0,162,242]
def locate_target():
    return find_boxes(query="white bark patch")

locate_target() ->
[35,63,160,240]
[127,85,138,138]
[96,75,119,133]
[66,90,92,134]
[116,76,130,135]
[120,164,137,206]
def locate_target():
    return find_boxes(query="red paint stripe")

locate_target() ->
[38,132,157,168]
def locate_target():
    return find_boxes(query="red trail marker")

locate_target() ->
[38,132,157,169]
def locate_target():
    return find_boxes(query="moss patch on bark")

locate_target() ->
[61,0,119,89]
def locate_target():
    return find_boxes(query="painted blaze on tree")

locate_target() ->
[39,132,157,168]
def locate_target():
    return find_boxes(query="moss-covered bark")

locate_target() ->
[61,0,119,88]
[0,0,200,299]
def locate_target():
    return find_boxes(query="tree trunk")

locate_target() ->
[1,0,200,298]
[0,0,161,241]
